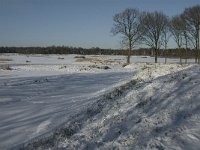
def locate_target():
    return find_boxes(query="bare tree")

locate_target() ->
[180,14,193,63]
[140,11,168,63]
[170,15,186,64]
[162,19,171,64]
[111,8,142,64]
[183,5,200,63]
[170,16,185,49]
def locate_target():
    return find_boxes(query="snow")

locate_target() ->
[0,53,199,149]
[56,65,200,150]
[0,54,129,78]
[0,53,194,78]
[0,72,133,149]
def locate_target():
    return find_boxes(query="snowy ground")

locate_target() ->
[56,64,200,150]
[0,53,195,78]
[0,72,133,149]
[0,53,199,149]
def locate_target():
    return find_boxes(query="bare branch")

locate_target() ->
[140,11,168,63]
[111,8,142,63]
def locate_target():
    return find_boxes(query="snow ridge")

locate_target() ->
[12,79,138,150]
[13,66,200,150]
[56,66,199,150]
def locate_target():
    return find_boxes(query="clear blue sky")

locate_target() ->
[0,0,200,49]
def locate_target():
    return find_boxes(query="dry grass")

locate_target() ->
[74,56,85,59]
[0,65,12,70]
[58,57,64,60]
[76,57,101,63]
[0,58,12,62]
[122,63,129,67]
[76,57,121,65]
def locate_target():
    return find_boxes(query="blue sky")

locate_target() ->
[0,0,200,49]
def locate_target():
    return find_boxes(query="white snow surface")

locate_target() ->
[57,64,200,150]
[0,72,133,149]
[52,65,200,150]
[0,53,199,150]
[0,54,129,78]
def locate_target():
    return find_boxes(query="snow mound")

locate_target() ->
[15,65,200,150]
[13,79,138,150]
[57,65,200,150]
[125,63,192,81]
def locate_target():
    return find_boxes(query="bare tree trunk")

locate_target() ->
[151,49,154,57]
[165,49,167,64]
[127,49,130,64]
[155,49,158,63]
[179,48,182,64]
[198,48,200,64]
[195,37,198,63]
[195,49,198,63]
[127,40,132,64]
[198,28,200,64]
[184,33,188,64]
[164,42,167,64]
[185,49,188,64]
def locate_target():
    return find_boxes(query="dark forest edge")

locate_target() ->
[0,46,197,59]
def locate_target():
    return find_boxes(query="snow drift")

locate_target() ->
[14,65,200,150]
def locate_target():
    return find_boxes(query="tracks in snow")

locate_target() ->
[13,79,138,150]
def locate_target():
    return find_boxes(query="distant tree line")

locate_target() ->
[0,46,197,59]
[0,46,126,55]
[112,5,200,64]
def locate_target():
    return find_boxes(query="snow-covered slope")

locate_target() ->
[57,65,200,150]
[12,63,200,150]
[0,72,133,149]
[1,54,199,149]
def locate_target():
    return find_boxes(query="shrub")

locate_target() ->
[1,65,12,70]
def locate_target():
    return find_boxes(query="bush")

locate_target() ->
[74,56,85,59]
[122,63,129,67]
[58,57,64,59]
[1,65,12,70]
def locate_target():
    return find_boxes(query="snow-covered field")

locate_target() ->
[0,53,199,150]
